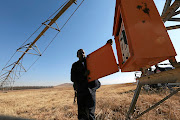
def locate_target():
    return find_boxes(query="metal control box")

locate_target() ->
[113,0,177,72]
[86,42,119,82]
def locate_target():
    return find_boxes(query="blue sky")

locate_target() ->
[0,0,179,86]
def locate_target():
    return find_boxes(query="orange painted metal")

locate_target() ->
[86,43,119,82]
[113,0,177,72]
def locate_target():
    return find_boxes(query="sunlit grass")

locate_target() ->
[0,83,179,120]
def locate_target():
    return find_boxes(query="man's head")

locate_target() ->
[77,49,85,61]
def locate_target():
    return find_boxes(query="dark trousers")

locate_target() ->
[77,89,96,120]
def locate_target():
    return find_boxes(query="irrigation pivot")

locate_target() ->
[0,0,78,89]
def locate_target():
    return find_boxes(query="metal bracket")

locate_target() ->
[42,19,60,32]
[17,43,42,56]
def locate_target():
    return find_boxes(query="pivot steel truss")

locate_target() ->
[0,59,26,88]
[0,0,77,89]
[17,43,42,56]
[161,0,180,30]
[42,19,61,32]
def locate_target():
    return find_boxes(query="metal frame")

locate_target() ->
[126,68,180,119]
[0,59,27,88]
[126,86,180,119]
[17,43,42,56]
[42,19,61,32]
[161,0,180,30]
[0,0,76,88]
[161,0,180,23]
[126,1,180,119]
[134,88,180,119]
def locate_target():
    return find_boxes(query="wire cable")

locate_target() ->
[47,0,69,20]
[27,0,85,71]
[20,25,43,48]
[0,0,70,81]
[0,51,17,77]
[60,0,84,30]
[20,0,69,47]
[0,0,70,78]
[18,0,85,79]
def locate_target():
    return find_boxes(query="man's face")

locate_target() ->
[77,49,85,61]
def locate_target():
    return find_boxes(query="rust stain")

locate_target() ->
[143,7,150,15]
[137,5,142,10]
[137,2,150,16]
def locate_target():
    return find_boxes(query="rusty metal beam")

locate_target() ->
[168,18,180,22]
[161,0,180,23]
[161,0,172,16]
[166,24,180,30]
[173,10,180,16]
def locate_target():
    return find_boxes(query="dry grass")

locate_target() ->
[0,83,179,120]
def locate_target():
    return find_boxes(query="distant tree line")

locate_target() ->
[0,86,53,91]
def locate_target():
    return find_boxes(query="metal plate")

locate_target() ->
[86,43,119,82]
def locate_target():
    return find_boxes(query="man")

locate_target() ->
[71,49,101,120]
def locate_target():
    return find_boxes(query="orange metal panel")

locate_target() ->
[86,43,119,82]
[113,0,177,72]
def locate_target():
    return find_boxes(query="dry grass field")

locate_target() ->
[0,83,179,120]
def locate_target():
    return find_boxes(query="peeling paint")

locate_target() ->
[143,7,150,15]
[137,5,142,10]
[137,2,150,16]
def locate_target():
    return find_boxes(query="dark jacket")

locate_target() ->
[71,59,100,92]
[71,60,88,92]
